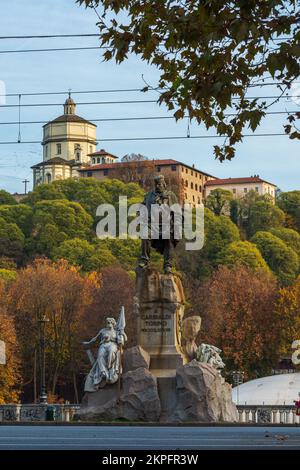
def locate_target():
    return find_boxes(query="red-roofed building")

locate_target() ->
[79,155,216,205]
[205,176,277,201]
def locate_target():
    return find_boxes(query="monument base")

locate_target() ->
[135,269,186,376]
[80,347,238,423]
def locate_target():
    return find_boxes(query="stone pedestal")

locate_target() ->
[135,269,185,375]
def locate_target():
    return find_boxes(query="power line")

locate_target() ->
[0,95,298,108]
[1,82,299,98]
[0,34,293,41]
[0,34,100,39]
[0,133,289,145]
[0,110,298,126]
[0,46,108,54]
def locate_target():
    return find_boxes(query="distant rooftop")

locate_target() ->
[205,176,276,187]
[79,157,216,178]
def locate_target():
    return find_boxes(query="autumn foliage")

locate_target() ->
[185,266,280,379]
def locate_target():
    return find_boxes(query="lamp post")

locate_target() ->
[231,370,244,406]
[38,314,48,404]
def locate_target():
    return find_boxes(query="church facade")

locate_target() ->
[31,95,97,187]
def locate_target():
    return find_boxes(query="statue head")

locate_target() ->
[182,316,202,342]
[154,175,167,194]
[105,317,116,329]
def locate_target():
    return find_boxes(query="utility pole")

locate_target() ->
[22,179,30,195]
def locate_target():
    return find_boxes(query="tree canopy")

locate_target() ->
[78,0,300,160]
[251,230,299,284]
[217,240,269,271]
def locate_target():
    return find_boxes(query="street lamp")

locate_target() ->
[38,314,49,404]
[231,370,244,406]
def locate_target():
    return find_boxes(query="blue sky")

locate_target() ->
[0,0,299,193]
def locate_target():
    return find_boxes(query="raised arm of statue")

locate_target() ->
[82,329,102,346]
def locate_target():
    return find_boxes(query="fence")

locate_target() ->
[0,404,299,424]
[237,405,300,424]
[0,404,80,422]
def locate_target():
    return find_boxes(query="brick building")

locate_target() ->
[79,151,216,206]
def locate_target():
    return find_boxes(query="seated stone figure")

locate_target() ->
[181,316,225,375]
[83,309,127,392]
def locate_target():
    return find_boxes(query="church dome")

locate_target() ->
[232,372,300,405]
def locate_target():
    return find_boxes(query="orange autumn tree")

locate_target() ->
[9,259,100,402]
[276,275,300,361]
[188,265,280,379]
[0,280,20,403]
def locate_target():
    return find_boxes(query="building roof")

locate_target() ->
[205,176,276,187]
[31,157,73,169]
[79,158,216,177]
[232,373,300,405]
[88,149,118,158]
[44,114,97,127]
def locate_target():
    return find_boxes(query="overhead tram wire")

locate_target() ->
[0,46,108,54]
[0,110,298,126]
[0,34,292,40]
[0,133,288,145]
[1,81,299,97]
[0,95,299,108]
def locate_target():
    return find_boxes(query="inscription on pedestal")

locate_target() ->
[136,269,185,372]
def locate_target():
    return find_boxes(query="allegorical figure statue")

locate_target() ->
[196,343,225,375]
[138,174,179,274]
[83,307,127,392]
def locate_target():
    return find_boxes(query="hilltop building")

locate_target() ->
[31,94,97,186]
[205,176,277,201]
[31,97,277,204]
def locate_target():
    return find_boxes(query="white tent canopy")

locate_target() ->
[232,373,300,405]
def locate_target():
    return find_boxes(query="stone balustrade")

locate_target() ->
[237,405,300,424]
[0,404,80,422]
[0,403,299,424]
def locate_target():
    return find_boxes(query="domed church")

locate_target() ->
[31,94,97,187]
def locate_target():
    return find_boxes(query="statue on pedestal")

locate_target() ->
[83,307,127,392]
[138,174,180,274]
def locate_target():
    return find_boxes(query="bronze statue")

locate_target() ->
[138,175,180,274]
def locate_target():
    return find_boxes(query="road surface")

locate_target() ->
[0,425,300,449]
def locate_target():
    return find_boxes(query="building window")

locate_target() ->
[185,193,187,199]
[233,188,236,194]
[171,164,177,171]
[45,145,48,159]
[191,170,193,176]
[87,171,93,177]
[156,166,161,172]
[185,180,188,187]
[192,195,195,202]
[199,185,202,192]
[244,188,247,193]
[191,182,194,189]
[92,158,96,164]
[46,173,52,184]
[56,143,61,155]
[255,187,259,192]
[185,168,188,174]
[195,184,198,191]
[198,197,201,204]
[104,169,109,176]
[97,157,100,163]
